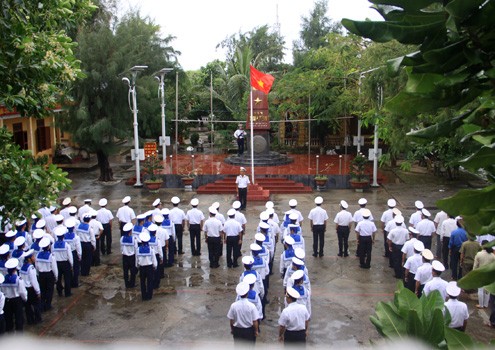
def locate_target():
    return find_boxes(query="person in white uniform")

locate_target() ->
[308,196,329,258]
[236,167,250,210]
[227,281,259,343]
[278,286,310,344]
[423,260,449,300]
[334,200,353,257]
[444,281,469,332]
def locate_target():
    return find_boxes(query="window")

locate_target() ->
[13,123,28,150]
[36,119,51,152]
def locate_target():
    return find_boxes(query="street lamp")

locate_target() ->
[123,65,148,187]
[155,68,173,162]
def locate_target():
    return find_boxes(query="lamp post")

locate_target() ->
[122,65,148,187]
[316,155,320,176]
[155,68,173,162]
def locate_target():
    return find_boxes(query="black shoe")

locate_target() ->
[338,253,343,257]
[179,251,185,255]
[233,264,239,268]
[343,254,349,257]
[312,253,318,257]
[319,254,324,257]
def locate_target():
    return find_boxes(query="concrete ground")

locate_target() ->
[15,161,493,347]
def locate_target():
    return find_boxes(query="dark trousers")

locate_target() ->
[418,235,432,250]
[100,223,112,254]
[139,264,154,301]
[93,238,101,266]
[0,314,5,335]
[160,246,166,277]
[238,187,247,210]
[442,237,450,269]
[4,297,24,332]
[119,222,126,237]
[337,226,350,256]
[175,224,184,253]
[391,244,404,278]
[38,271,55,311]
[167,237,175,266]
[226,236,241,267]
[232,326,256,343]
[153,254,162,289]
[284,329,306,343]
[237,138,245,155]
[122,254,137,288]
[80,242,93,276]
[207,236,222,267]
[56,260,72,297]
[71,250,80,288]
[312,225,325,256]
[25,287,42,324]
[383,230,390,257]
[405,271,416,292]
[489,294,495,326]
[190,224,201,255]
[450,246,462,280]
[358,236,372,267]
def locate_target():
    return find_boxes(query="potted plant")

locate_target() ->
[314,174,328,188]
[142,152,163,191]
[349,153,369,191]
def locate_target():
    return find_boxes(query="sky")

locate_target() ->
[122,0,382,71]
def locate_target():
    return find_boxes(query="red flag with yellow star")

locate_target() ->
[250,65,274,94]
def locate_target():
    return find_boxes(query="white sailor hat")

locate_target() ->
[362,209,371,218]
[421,208,431,217]
[5,230,16,238]
[49,206,57,212]
[54,226,67,236]
[266,208,275,215]
[33,229,44,239]
[259,222,270,230]
[5,258,19,269]
[292,257,304,266]
[265,201,274,209]
[284,236,295,245]
[294,248,306,260]
[455,216,463,222]
[240,167,246,172]
[36,219,46,229]
[314,196,323,205]
[82,213,91,221]
[340,200,348,209]
[415,200,424,209]
[255,233,266,242]
[190,198,199,206]
[208,206,218,215]
[259,211,269,221]
[152,198,161,207]
[232,201,241,209]
[31,213,38,220]
[250,243,262,251]
[54,214,64,222]
[413,240,425,252]
[212,201,220,209]
[446,281,461,297]
[65,218,76,228]
[62,197,72,206]
[39,237,51,248]
[289,199,297,207]
[171,196,181,204]
[422,249,434,260]
[292,269,304,280]
[136,214,147,220]
[408,226,419,234]
[432,260,445,272]
[68,206,77,214]
[123,222,133,232]
[387,199,396,207]
[392,208,402,216]
[289,213,298,221]
[0,244,9,255]
[84,199,92,203]
[147,224,158,232]
[14,236,26,247]
[358,198,367,205]
[160,208,170,215]
[99,198,108,207]
[122,196,131,204]
[242,256,254,265]
[22,249,35,259]
[144,210,153,217]
[153,214,164,224]
[286,287,300,299]
[0,273,4,284]
[227,209,236,217]
[139,231,150,242]
[394,215,404,224]
[15,219,27,226]
[236,282,250,296]
[242,273,257,285]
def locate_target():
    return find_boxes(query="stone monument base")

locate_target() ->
[224,152,293,167]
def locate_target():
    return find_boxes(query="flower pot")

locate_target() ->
[144,180,163,191]
[349,179,369,192]
[181,177,194,186]
[315,178,327,187]
[125,177,137,186]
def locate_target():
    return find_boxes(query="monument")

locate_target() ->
[225,90,293,166]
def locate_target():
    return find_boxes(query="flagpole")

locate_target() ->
[250,87,255,184]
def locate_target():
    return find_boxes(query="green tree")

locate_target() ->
[60,10,179,181]
[0,128,71,227]
[0,0,96,117]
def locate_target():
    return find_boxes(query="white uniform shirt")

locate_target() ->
[416,219,435,237]
[19,263,41,295]
[96,208,114,224]
[334,210,353,226]
[353,208,375,223]
[169,207,186,225]
[439,218,457,239]
[78,204,94,221]
[278,302,310,331]
[59,207,71,220]
[401,238,418,259]
[186,208,205,225]
[53,239,74,266]
[236,175,250,189]
[223,219,243,237]
[234,211,247,227]
[414,262,432,285]
[1,274,28,301]
[423,277,449,300]
[215,212,226,224]
[116,205,136,224]
[387,226,409,245]
[409,210,423,228]
[385,219,406,233]
[444,299,469,328]
[156,227,170,248]
[64,231,82,259]
[0,292,4,315]
[227,298,258,328]
[136,245,157,268]
[233,128,246,140]
[203,217,223,237]
[285,209,304,224]
[404,253,423,274]
[308,206,328,225]
[434,211,448,234]
[35,251,59,280]
[90,219,104,239]
[120,235,138,256]
[381,209,394,227]
[355,219,377,236]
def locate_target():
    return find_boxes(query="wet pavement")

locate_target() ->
[13,161,494,347]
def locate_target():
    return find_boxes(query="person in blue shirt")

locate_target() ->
[448,217,468,280]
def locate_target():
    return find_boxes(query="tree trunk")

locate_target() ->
[96,150,114,182]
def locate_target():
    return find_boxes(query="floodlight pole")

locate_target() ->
[156,68,173,162]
